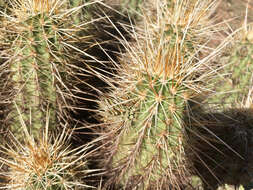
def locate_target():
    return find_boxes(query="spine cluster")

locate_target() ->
[98,0,222,189]
[0,0,252,190]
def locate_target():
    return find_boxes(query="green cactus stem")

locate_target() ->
[0,0,96,139]
[101,71,189,189]
[207,26,253,110]
[10,13,58,138]
[98,0,219,189]
[184,25,253,190]
[0,0,136,188]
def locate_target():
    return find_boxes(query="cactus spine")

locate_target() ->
[0,112,94,189]
[98,0,219,189]
[0,0,88,138]
[184,24,253,190]
[0,0,101,189]
[208,25,253,110]
[10,13,57,137]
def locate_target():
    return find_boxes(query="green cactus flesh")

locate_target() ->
[4,12,89,190]
[208,39,253,109]
[9,13,59,139]
[103,72,188,187]
[101,5,205,187]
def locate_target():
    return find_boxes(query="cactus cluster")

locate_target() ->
[97,0,223,189]
[207,24,253,110]
[0,0,88,138]
[0,0,97,189]
[0,0,253,190]
[0,0,136,189]
[184,23,253,190]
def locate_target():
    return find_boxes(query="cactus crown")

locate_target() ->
[8,0,64,21]
[0,109,94,190]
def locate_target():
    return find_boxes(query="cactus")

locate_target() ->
[2,0,252,189]
[184,24,253,190]
[0,109,95,189]
[207,25,253,110]
[0,0,101,139]
[0,0,136,188]
[0,0,106,188]
[98,0,220,189]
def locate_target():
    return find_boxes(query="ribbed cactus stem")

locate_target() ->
[0,1,101,189]
[99,1,218,188]
[101,48,190,188]
[113,73,187,182]
[209,28,253,109]
[10,13,57,138]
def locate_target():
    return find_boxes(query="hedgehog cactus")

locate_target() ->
[0,0,100,188]
[184,24,253,190]
[98,0,219,189]
[0,111,95,189]
[10,13,58,138]
[0,0,94,139]
[208,25,253,110]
